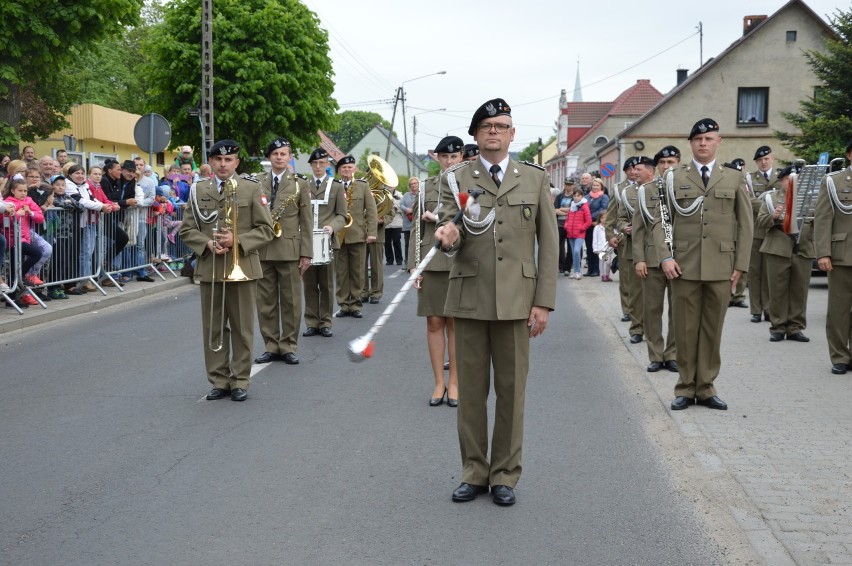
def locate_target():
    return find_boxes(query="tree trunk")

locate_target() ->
[0,79,22,158]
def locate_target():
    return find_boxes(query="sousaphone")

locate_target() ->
[364,155,397,217]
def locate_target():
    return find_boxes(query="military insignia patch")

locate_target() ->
[261,195,268,206]
[485,102,496,116]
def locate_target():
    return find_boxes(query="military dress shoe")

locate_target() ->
[647,361,664,372]
[671,396,693,410]
[319,327,333,338]
[831,363,848,375]
[629,334,643,344]
[369,297,380,304]
[665,360,678,372]
[451,483,489,502]
[491,485,516,506]
[206,388,229,401]
[769,332,784,342]
[282,352,299,365]
[620,314,631,322]
[750,314,762,323]
[303,327,318,337]
[230,388,248,402]
[696,395,727,410]
[351,310,363,318]
[334,309,350,318]
[254,351,280,364]
[787,332,810,342]
[730,300,748,308]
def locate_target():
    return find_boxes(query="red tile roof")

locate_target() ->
[318,130,345,162]
[563,102,612,125]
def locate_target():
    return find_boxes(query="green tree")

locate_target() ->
[0,0,143,153]
[427,159,440,177]
[518,135,556,164]
[142,0,337,162]
[776,9,852,162]
[328,110,392,154]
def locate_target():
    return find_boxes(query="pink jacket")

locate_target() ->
[3,195,44,246]
[563,200,591,239]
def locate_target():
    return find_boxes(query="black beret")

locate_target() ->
[265,137,291,157]
[634,156,655,168]
[335,154,356,172]
[308,148,328,163]
[730,158,746,170]
[753,145,771,160]
[623,156,638,171]
[777,163,802,179]
[462,144,480,159]
[687,118,719,140]
[121,159,137,171]
[468,98,511,136]
[208,139,240,157]
[653,145,681,165]
[434,136,464,154]
[845,140,852,154]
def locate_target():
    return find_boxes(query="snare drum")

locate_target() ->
[311,229,333,265]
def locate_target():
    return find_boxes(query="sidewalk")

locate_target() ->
[580,270,851,565]
[0,275,192,335]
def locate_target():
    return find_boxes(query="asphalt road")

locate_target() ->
[0,269,750,565]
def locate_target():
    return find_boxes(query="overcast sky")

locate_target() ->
[303,0,842,155]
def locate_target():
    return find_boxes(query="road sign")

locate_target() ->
[600,163,616,178]
[134,113,172,154]
[818,152,829,165]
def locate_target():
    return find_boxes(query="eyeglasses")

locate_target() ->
[477,123,512,133]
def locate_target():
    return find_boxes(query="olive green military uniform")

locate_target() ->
[408,174,455,317]
[179,175,274,391]
[365,201,393,301]
[335,178,377,313]
[438,158,558,489]
[255,170,312,355]
[756,188,814,337]
[633,180,676,363]
[615,183,644,337]
[303,176,347,330]
[604,180,632,317]
[745,169,780,314]
[651,163,753,401]
[814,166,852,367]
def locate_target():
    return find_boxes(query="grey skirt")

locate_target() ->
[416,271,450,317]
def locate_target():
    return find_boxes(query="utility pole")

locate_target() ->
[537,137,543,165]
[385,87,401,161]
[200,0,214,162]
[697,21,704,67]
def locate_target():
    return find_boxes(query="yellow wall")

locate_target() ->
[19,104,182,173]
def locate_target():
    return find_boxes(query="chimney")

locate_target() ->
[743,15,767,35]
[676,69,688,85]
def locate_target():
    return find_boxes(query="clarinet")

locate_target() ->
[657,176,675,258]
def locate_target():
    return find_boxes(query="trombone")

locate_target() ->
[209,178,249,352]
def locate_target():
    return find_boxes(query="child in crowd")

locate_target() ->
[2,177,45,306]
[150,185,175,261]
[45,175,84,299]
[563,187,592,280]
[593,211,613,282]
[22,169,54,291]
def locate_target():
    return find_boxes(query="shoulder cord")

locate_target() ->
[826,174,852,215]
[666,169,704,217]
[621,186,635,218]
[447,168,495,236]
[190,183,218,224]
[637,185,653,226]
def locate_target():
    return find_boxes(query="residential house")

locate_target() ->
[547,80,663,186]
[595,0,833,181]
[291,130,346,175]
[349,125,428,181]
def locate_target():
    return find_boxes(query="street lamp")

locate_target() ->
[385,71,447,176]
[411,108,446,156]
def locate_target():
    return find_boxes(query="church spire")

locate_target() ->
[573,58,583,102]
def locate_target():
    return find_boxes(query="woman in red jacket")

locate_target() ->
[563,187,592,279]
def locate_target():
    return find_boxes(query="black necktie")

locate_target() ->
[764,171,770,181]
[218,181,224,194]
[316,178,322,189]
[271,175,279,201]
[490,164,502,188]
[701,165,709,188]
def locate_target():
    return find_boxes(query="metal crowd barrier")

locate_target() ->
[1,203,195,315]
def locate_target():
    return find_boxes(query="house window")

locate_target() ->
[737,87,768,125]
[786,30,797,42]
[594,136,608,146]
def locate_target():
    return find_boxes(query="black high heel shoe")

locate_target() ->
[429,388,447,407]
[447,394,458,408]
